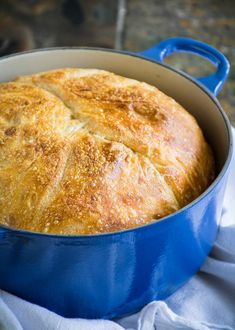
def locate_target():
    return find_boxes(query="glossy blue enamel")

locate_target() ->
[139,37,230,95]
[0,38,232,319]
[0,176,229,318]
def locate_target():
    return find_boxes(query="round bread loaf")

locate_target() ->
[0,68,214,234]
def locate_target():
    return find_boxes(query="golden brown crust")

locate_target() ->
[0,68,215,234]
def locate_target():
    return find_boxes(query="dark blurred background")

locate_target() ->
[0,0,234,125]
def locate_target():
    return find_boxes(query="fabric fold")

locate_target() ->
[0,129,234,330]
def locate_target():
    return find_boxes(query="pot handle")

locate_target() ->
[138,37,230,96]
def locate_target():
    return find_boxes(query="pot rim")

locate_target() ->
[0,46,233,238]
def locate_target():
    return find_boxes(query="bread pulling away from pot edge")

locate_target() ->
[0,68,215,234]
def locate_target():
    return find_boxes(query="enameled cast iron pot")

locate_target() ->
[0,37,233,319]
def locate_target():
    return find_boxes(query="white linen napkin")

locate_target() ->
[0,128,234,330]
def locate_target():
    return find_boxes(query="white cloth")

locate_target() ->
[0,128,234,330]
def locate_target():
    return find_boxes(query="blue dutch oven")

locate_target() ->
[0,37,233,319]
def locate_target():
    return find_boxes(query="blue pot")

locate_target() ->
[0,37,233,319]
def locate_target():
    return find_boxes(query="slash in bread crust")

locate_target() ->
[0,68,214,234]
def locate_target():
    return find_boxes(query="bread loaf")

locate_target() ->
[0,68,215,234]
